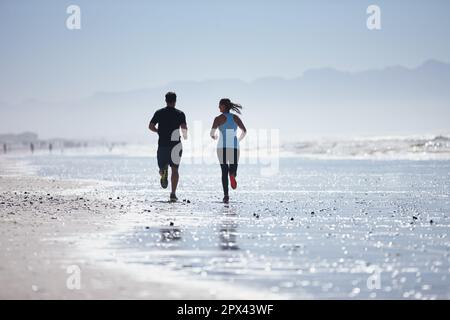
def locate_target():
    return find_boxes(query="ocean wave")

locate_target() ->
[285,135,450,160]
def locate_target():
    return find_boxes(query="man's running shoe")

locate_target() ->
[160,167,168,189]
[170,193,178,202]
[223,195,229,204]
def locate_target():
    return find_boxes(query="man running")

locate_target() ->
[149,92,187,202]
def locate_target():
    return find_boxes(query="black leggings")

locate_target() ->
[217,148,240,196]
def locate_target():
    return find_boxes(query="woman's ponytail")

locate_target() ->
[220,98,243,114]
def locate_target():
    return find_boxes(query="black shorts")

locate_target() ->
[217,148,240,165]
[157,144,182,169]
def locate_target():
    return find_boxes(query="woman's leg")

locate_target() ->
[227,148,239,190]
[217,148,229,196]
[220,164,229,196]
[229,148,240,177]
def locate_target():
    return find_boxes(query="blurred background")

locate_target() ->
[1,0,449,154]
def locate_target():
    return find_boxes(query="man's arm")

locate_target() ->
[149,121,158,133]
[180,112,188,140]
[149,111,159,133]
[148,111,159,133]
[180,123,188,140]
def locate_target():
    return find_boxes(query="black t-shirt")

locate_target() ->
[150,107,186,147]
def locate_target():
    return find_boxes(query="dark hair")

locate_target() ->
[220,98,242,114]
[165,92,177,104]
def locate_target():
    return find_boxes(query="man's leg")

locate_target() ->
[169,144,182,201]
[170,165,179,196]
[157,147,169,189]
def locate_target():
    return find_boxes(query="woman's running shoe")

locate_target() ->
[229,174,237,190]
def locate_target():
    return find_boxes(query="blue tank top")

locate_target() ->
[218,113,239,149]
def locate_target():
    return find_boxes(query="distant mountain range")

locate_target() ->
[1,59,449,142]
[0,132,39,143]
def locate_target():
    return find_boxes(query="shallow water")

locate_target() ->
[25,154,450,299]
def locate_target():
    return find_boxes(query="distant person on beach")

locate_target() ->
[49,143,53,153]
[30,143,34,154]
[149,92,187,202]
[210,98,247,204]
[3,143,6,154]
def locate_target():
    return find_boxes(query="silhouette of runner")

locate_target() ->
[210,98,247,203]
[149,92,188,202]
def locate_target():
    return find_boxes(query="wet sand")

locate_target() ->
[0,158,244,299]
[2,154,449,299]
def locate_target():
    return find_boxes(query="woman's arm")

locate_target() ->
[210,117,219,140]
[234,115,247,141]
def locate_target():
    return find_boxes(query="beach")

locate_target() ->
[0,157,251,299]
[1,151,450,299]
[2,0,450,305]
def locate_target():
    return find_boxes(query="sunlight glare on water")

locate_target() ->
[27,154,450,299]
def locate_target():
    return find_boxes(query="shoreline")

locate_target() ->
[3,154,448,299]
[0,157,171,299]
[0,157,281,299]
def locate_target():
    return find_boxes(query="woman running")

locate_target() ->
[210,98,247,203]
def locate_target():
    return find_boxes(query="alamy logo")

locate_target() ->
[366,265,382,290]
[66,265,81,290]
[66,5,81,30]
[367,5,381,30]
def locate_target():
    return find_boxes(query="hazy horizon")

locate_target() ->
[1,1,450,142]
[1,58,449,106]
[1,58,450,143]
